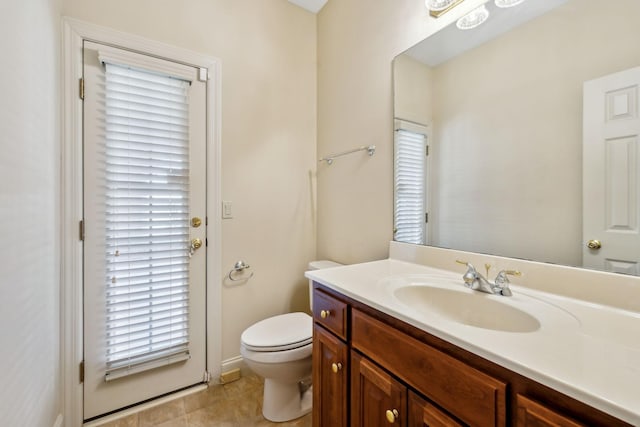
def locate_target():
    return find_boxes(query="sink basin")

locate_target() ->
[393,285,541,333]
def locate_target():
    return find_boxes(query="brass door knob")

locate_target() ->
[385,409,399,423]
[320,310,330,319]
[191,238,203,250]
[587,239,602,250]
[331,362,342,373]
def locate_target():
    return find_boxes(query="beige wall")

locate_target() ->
[316,0,485,264]
[318,0,640,268]
[0,0,62,425]
[61,0,317,362]
[393,54,432,126]
[430,0,640,266]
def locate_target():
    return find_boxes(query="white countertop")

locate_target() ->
[306,258,640,425]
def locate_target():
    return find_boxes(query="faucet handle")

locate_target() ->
[455,260,479,288]
[493,270,521,296]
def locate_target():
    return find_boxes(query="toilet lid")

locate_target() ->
[241,312,312,352]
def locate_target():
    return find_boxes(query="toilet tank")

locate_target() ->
[307,260,342,311]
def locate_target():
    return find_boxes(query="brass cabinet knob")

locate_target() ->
[331,362,342,373]
[385,409,399,423]
[320,310,331,319]
[587,239,602,250]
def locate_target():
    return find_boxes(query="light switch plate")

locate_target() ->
[222,201,233,219]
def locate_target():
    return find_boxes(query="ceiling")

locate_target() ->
[288,0,328,13]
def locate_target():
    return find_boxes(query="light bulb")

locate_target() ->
[495,0,526,8]
[456,4,490,30]
[426,0,456,12]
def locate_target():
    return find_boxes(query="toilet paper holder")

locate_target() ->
[228,260,254,281]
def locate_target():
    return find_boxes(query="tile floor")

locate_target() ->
[99,374,312,427]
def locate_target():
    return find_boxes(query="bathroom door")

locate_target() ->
[583,66,640,274]
[82,41,207,419]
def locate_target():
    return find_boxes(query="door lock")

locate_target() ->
[587,239,602,250]
[190,238,203,257]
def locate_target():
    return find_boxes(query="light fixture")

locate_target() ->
[495,0,526,7]
[426,0,464,18]
[426,0,455,11]
[456,4,490,30]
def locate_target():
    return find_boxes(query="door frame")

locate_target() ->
[61,17,222,426]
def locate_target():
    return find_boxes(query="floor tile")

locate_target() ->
[139,398,185,427]
[96,373,313,427]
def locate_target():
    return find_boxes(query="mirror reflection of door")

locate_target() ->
[83,41,208,419]
[394,120,429,245]
[583,66,640,275]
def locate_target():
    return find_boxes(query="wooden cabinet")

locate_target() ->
[351,351,406,427]
[408,392,464,427]
[312,324,348,427]
[352,308,506,427]
[311,284,631,427]
[313,288,347,339]
[516,395,585,427]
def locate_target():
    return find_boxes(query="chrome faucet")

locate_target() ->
[493,269,521,296]
[455,260,520,296]
[456,260,494,293]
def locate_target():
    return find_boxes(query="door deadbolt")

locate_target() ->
[191,217,202,228]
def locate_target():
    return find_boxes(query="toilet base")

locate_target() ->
[262,378,312,422]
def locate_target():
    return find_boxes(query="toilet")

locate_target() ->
[240,260,342,422]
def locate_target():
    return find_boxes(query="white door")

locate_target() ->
[83,41,207,419]
[583,66,640,274]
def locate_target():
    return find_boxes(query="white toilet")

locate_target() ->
[240,260,342,422]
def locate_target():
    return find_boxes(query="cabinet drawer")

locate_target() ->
[516,394,585,427]
[409,391,464,427]
[313,289,348,340]
[352,309,506,427]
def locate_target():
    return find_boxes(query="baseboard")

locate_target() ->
[220,355,249,380]
[53,413,63,427]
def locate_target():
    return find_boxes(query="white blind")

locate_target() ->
[394,128,427,245]
[103,62,192,381]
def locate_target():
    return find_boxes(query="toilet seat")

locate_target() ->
[241,312,312,352]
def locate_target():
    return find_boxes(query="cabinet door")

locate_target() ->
[516,395,585,427]
[408,391,464,427]
[351,351,407,427]
[313,324,348,427]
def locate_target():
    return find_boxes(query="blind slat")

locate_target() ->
[102,62,191,378]
[394,129,427,245]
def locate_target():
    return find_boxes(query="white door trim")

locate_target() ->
[61,17,222,426]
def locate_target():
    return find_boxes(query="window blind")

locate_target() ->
[394,128,427,245]
[103,62,192,381]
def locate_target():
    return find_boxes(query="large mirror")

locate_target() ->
[393,0,640,275]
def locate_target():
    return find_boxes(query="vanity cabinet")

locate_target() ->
[311,284,630,427]
[516,395,584,427]
[408,392,464,427]
[351,351,406,426]
[312,289,349,427]
[352,308,505,427]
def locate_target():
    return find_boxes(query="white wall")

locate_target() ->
[0,0,62,426]
[61,0,317,363]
